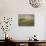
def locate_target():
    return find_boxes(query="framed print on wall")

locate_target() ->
[18,14,34,26]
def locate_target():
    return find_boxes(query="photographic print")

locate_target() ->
[18,14,34,26]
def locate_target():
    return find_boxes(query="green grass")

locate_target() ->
[18,19,34,26]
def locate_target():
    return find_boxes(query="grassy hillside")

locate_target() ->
[18,19,34,26]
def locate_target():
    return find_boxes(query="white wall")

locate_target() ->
[0,0,46,40]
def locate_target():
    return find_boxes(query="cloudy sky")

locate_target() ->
[19,14,34,20]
